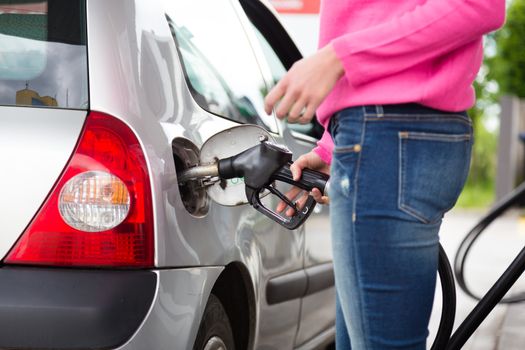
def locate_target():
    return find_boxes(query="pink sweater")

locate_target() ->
[313,0,505,164]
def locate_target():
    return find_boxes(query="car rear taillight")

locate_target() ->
[59,171,131,232]
[4,112,154,268]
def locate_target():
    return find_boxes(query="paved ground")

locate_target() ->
[428,209,525,349]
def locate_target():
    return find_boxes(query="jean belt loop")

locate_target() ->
[376,105,384,118]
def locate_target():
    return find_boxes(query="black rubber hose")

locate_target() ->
[447,244,525,350]
[431,244,457,350]
[454,181,525,303]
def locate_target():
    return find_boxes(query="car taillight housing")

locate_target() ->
[4,111,154,268]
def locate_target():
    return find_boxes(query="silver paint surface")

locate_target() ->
[116,267,223,350]
[0,107,86,258]
[84,0,334,348]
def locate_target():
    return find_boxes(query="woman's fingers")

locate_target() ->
[298,103,317,125]
[275,88,300,119]
[289,160,304,181]
[264,44,344,124]
[284,189,328,217]
[275,151,331,216]
[311,187,329,204]
[276,186,303,213]
[286,191,309,217]
[287,99,307,123]
[275,185,311,217]
[277,187,329,217]
[264,79,286,115]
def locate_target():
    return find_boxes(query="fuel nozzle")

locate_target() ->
[217,138,329,229]
[177,138,329,229]
[218,138,293,195]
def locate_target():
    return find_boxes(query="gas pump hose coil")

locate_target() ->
[454,181,525,304]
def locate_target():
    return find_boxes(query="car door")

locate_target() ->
[236,0,336,347]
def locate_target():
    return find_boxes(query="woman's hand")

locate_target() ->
[264,44,344,124]
[276,151,330,217]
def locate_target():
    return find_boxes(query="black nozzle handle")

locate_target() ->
[214,141,328,230]
[272,163,329,196]
[247,185,317,230]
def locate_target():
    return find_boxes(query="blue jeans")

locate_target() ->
[329,104,473,350]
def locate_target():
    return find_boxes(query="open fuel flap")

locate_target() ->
[176,125,330,230]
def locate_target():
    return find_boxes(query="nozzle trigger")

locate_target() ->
[246,184,317,230]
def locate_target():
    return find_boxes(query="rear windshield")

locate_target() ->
[0,0,88,109]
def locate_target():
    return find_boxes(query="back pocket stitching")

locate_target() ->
[399,131,471,142]
[398,131,471,224]
[398,136,432,224]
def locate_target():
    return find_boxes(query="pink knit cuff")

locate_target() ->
[313,130,334,164]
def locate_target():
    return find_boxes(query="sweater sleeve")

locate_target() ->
[313,129,334,165]
[331,0,505,87]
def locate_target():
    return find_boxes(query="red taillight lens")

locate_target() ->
[4,112,154,268]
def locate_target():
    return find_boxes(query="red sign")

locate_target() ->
[269,0,320,14]
[0,2,47,15]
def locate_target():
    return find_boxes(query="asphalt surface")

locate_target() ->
[428,209,525,349]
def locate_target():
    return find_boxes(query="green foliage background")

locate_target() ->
[458,0,525,208]
[458,79,498,208]
[488,0,525,98]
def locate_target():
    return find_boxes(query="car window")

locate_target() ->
[251,28,287,87]
[0,0,88,109]
[244,17,323,140]
[164,0,278,134]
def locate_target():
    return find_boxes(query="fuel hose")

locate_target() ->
[454,181,525,304]
[432,181,525,349]
[431,245,457,350]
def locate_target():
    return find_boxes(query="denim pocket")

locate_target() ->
[398,131,472,224]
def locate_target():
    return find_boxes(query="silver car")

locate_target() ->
[0,0,335,349]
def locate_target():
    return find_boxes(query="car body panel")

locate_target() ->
[282,110,335,349]
[87,0,308,348]
[0,0,335,348]
[239,1,336,345]
[0,107,86,258]
[116,267,223,350]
